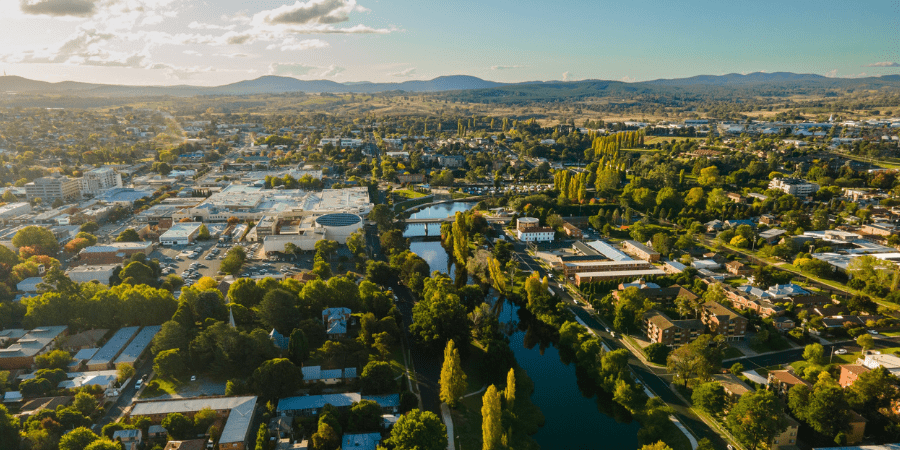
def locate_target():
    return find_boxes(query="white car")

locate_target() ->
[867,330,880,335]
[834,348,847,355]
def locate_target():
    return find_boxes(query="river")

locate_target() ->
[404,202,641,449]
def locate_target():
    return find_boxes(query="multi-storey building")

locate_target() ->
[622,240,661,262]
[82,167,123,196]
[768,178,819,197]
[643,309,704,346]
[700,301,748,340]
[25,174,81,202]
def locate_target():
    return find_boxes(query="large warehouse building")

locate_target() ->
[262,213,363,252]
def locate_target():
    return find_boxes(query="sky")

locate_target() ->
[0,0,899,86]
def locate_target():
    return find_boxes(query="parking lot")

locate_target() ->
[150,240,316,289]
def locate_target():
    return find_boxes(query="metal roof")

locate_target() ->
[131,396,257,445]
[88,326,139,366]
[114,326,161,365]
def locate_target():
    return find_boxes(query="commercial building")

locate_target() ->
[574,268,667,286]
[563,260,652,278]
[159,222,203,246]
[319,138,363,148]
[77,242,154,265]
[66,264,119,284]
[0,326,68,369]
[82,167,123,196]
[0,202,31,222]
[643,310,704,346]
[622,240,661,262]
[516,217,554,242]
[130,396,257,450]
[700,301,748,340]
[768,178,820,197]
[25,174,82,202]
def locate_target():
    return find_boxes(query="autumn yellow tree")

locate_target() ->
[439,340,467,408]
[481,385,502,450]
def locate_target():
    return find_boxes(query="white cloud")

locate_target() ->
[188,21,235,31]
[267,37,329,51]
[182,50,201,56]
[253,0,365,26]
[268,62,317,76]
[491,65,523,71]
[864,61,900,67]
[620,76,635,82]
[216,52,250,58]
[320,64,344,77]
[1,26,151,68]
[562,71,573,81]
[141,14,163,26]
[19,0,95,17]
[149,62,214,80]
[825,69,838,78]
[389,67,415,77]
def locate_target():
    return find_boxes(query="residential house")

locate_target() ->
[727,192,745,204]
[562,222,583,239]
[712,373,752,401]
[725,261,753,276]
[163,441,206,450]
[759,214,779,226]
[342,433,382,450]
[129,396,257,450]
[613,284,698,309]
[642,309,704,346]
[759,228,788,244]
[767,370,811,398]
[771,414,800,449]
[113,429,142,450]
[323,307,351,339]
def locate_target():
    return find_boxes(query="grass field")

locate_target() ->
[140,378,179,398]
[393,189,427,199]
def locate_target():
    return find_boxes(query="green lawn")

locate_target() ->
[139,378,179,398]
[393,189,427,199]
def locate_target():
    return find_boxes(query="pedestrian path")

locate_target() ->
[440,402,454,450]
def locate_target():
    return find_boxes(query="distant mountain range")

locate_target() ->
[0,71,898,98]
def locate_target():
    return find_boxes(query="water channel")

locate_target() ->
[403,202,641,449]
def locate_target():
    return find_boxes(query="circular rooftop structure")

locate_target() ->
[315,213,363,227]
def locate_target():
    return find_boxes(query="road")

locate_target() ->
[94,359,153,431]
[723,336,900,370]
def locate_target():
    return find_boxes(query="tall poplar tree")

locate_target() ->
[504,369,516,408]
[481,385,502,450]
[439,339,467,408]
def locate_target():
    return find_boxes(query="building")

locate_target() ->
[861,223,899,237]
[712,373,753,400]
[562,222,583,239]
[25,174,82,202]
[725,261,753,276]
[727,192,745,203]
[323,307,351,339]
[66,264,119,284]
[700,301,748,340]
[857,352,900,376]
[516,217,554,242]
[319,138,363,149]
[397,174,425,184]
[767,370,811,398]
[159,222,203,246]
[301,366,357,384]
[342,433,382,450]
[642,309,704,346]
[114,326,161,367]
[16,277,43,293]
[77,242,154,265]
[0,326,68,369]
[563,260,652,278]
[82,167,123,196]
[575,268,667,286]
[129,396,257,450]
[768,178,820,197]
[255,216,278,238]
[0,202,31,223]
[277,393,399,416]
[613,284,697,309]
[87,326,139,371]
[839,364,871,388]
[112,429,142,450]
[770,414,800,449]
[759,228,788,244]
[437,155,465,168]
[622,240,660,262]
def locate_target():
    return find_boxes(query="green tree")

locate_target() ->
[227,278,264,307]
[162,413,193,440]
[34,349,72,370]
[258,288,300,335]
[803,343,825,366]
[640,443,673,450]
[360,361,394,395]
[252,358,302,400]
[481,385,502,450]
[347,400,382,433]
[194,407,216,432]
[369,204,394,232]
[115,228,140,242]
[439,339,467,408]
[153,349,186,380]
[116,362,135,383]
[692,382,727,416]
[856,333,875,351]
[254,423,268,450]
[288,329,309,364]
[83,439,121,450]
[726,390,787,450]
[72,391,97,416]
[80,222,100,233]
[12,225,59,255]
[383,409,447,450]
[0,404,20,450]
[59,427,99,450]
[197,224,211,240]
